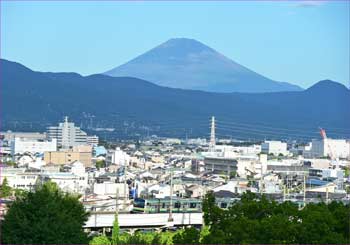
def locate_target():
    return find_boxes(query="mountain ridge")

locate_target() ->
[104,38,303,93]
[1,58,349,140]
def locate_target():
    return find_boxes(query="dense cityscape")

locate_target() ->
[1,1,350,244]
[1,116,349,243]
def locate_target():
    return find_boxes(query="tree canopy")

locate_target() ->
[201,191,349,244]
[1,181,89,244]
[0,177,12,198]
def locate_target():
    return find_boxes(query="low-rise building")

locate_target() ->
[11,138,57,155]
[44,150,92,167]
[204,155,238,175]
[0,167,39,190]
[1,131,47,142]
[106,148,130,166]
[39,172,88,194]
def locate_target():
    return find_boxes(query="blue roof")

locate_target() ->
[306,179,330,186]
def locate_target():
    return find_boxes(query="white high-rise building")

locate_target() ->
[47,117,87,148]
[261,141,288,156]
[309,139,350,159]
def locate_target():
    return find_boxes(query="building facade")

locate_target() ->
[106,148,130,166]
[204,156,238,175]
[309,139,350,159]
[87,135,99,146]
[261,141,288,156]
[47,117,87,148]
[10,138,57,155]
[44,150,92,167]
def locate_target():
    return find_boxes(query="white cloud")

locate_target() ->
[295,1,327,7]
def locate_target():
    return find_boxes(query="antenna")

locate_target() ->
[209,116,216,152]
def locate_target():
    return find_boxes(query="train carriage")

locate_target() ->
[132,198,202,213]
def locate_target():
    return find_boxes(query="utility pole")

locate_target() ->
[259,160,263,195]
[168,170,174,223]
[303,174,306,208]
[209,116,216,152]
[123,162,128,211]
[116,187,119,214]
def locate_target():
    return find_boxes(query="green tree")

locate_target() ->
[229,171,237,179]
[201,191,349,244]
[296,202,348,244]
[344,167,350,178]
[151,231,174,245]
[202,191,223,226]
[14,188,28,198]
[0,177,12,197]
[111,213,119,244]
[95,160,106,169]
[123,231,155,244]
[90,235,111,245]
[1,181,89,244]
[173,227,200,244]
[4,160,16,167]
[199,225,210,243]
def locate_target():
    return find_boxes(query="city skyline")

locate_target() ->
[1,1,349,88]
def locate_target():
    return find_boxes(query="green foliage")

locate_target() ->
[122,231,154,244]
[199,225,210,243]
[344,167,350,178]
[96,160,106,169]
[118,231,171,245]
[229,171,237,179]
[90,235,111,245]
[173,227,200,244]
[0,177,12,197]
[4,160,16,166]
[202,191,223,226]
[14,188,28,198]
[111,213,119,244]
[201,191,349,244]
[89,194,349,244]
[152,231,174,245]
[1,181,89,244]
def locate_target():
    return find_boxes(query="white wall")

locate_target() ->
[93,182,127,196]
[11,138,57,155]
[261,141,288,156]
[310,139,350,159]
[106,148,130,166]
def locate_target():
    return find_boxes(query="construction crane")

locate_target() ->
[319,128,339,169]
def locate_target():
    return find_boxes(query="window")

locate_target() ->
[174,202,181,209]
[220,202,227,208]
[190,203,197,208]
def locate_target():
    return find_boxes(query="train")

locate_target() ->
[132,197,238,213]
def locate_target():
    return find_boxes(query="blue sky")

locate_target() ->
[1,1,349,88]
